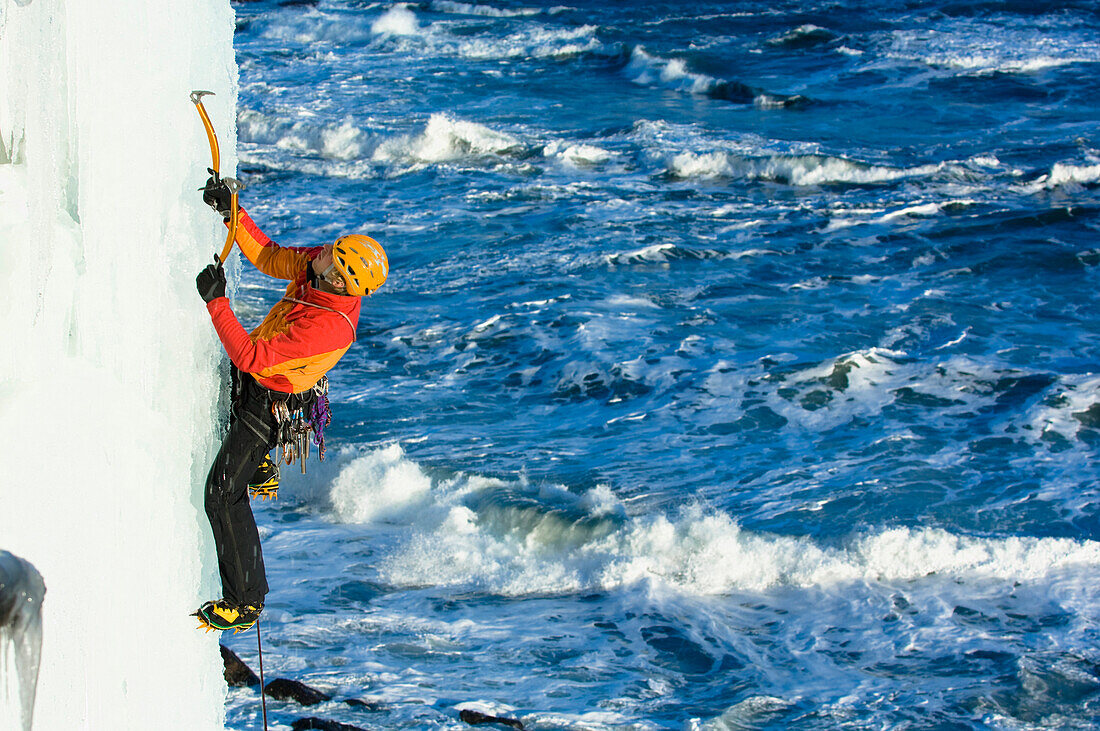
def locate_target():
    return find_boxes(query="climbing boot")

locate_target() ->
[194,599,264,634]
[247,454,280,501]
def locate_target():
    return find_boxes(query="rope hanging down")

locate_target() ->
[257,619,268,731]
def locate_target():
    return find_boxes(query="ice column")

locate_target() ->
[0,0,240,728]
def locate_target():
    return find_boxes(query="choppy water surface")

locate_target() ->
[223,1,1100,728]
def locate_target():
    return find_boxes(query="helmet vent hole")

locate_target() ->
[346,265,358,275]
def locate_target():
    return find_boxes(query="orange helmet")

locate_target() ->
[332,235,388,296]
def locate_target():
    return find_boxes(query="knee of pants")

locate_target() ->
[204,472,232,514]
[204,446,266,513]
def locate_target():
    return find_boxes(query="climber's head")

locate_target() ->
[314,236,388,297]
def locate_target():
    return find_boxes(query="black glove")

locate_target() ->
[201,168,233,220]
[196,258,227,303]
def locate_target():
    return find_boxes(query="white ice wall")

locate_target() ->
[0,0,238,727]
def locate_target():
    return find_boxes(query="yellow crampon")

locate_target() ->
[247,454,280,501]
[248,483,279,501]
[194,615,256,635]
[193,600,262,634]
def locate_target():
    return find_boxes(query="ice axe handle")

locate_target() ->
[190,90,220,175]
[218,178,244,264]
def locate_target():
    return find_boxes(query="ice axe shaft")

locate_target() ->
[219,177,243,264]
[190,90,220,175]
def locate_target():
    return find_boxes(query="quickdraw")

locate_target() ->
[269,376,333,475]
[309,376,333,461]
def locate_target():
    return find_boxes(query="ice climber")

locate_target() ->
[193,175,388,633]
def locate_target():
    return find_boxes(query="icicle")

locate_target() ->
[0,551,45,731]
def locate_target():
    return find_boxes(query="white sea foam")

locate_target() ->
[544,140,612,167]
[693,696,794,731]
[604,242,777,266]
[888,22,1100,76]
[1026,374,1100,442]
[453,23,600,59]
[431,1,544,18]
[669,151,734,179]
[260,9,374,45]
[371,6,420,36]
[927,53,1073,73]
[766,24,835,47]
[329,444,434,523]
[239,108,367,160]
[611,243,679,263]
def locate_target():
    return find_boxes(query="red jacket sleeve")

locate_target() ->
[206,298,269,373]
[231,208,321,281]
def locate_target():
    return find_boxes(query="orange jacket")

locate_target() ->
[205,208,361,394]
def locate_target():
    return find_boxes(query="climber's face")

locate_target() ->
[314,244,346,292]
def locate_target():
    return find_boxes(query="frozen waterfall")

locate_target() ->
[1,0,240,727]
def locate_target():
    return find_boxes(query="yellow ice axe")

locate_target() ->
[190,90,221,173]
[191,90,243,265]
[218,178,243,264]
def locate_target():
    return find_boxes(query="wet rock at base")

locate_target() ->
[459,708,526,730]
[291,718,366,731]
[343,698,387,711]
[265,677,332,706]
[219,645,260,687]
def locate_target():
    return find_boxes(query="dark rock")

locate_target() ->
[220,645,260,687]
[459,708,525,730]
[1074,403,1100,428]
[291,718,366,731]
[265,678,332,706]
[343,698,387,711]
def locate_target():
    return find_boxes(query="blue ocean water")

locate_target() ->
[222,1,1100,728]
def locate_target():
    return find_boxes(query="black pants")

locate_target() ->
[204,369,280,607]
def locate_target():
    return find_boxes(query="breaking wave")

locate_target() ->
[372,113,527,165]
[825,199,978,230]
[288,444,1100,598]
[237,108,368,161]
[668,149,942,186]
[766,24,839,50]
[604,243,778,266]
[625,47,808,108]
[429,1,559,18]
[1020,161,1100,192]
